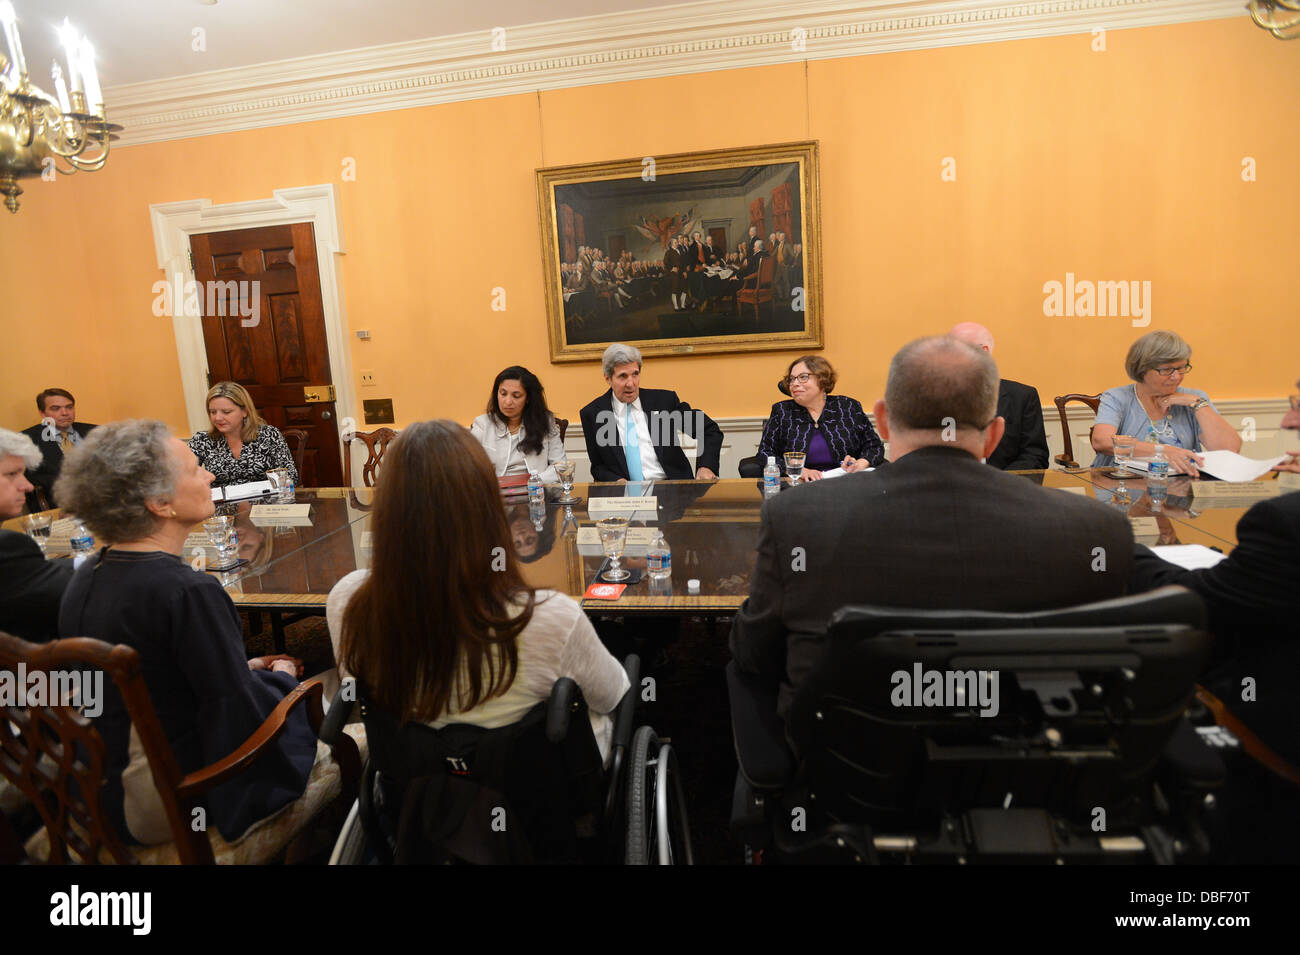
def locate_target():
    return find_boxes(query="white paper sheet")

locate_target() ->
[1150,544,1228,570]
[1196,450,1287,483]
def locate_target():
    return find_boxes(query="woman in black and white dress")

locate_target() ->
[188,382,298,488]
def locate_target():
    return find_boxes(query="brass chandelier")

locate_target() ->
[0,2,120,214]
[1248,0,1300,38]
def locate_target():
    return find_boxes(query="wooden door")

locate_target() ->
[190,223,344,487]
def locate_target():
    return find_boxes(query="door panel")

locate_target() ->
[190,222,344,487]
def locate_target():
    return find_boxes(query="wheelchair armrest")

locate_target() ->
[725,661,796,790]
[546,678,579,743]
[319,677,355,746]
[610,654,641,754]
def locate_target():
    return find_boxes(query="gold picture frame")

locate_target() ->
[536,141,822,363]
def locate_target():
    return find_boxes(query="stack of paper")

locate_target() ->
[1149,544,1227,570]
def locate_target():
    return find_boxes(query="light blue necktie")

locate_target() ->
[624,403,644,482]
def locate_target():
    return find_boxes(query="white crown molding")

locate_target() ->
[106,0,1244,147]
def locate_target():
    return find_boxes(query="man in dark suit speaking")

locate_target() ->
[730,335,1134,723]
[949,322,1048,470]
[580,343,724,483]
[21,387,96,510]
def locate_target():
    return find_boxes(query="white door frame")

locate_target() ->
[149,184,355,445]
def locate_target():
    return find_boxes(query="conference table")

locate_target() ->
[11,469,1279,625]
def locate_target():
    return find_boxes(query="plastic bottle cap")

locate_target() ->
[687,579,700,594]
[767,456,776,466]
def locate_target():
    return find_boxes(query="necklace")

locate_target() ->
[1134,385,1175,440]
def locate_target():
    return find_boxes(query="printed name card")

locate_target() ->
[1129,517,1160,545]
[587,496,657,517]
[1190,481,1281,504]
[576,527,658,546]
[249,503,313,526]
[1278,472,1300,491]
[1056,486,1088,495]
[48,517,78,541]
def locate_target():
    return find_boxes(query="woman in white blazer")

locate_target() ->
[470,365,567,483]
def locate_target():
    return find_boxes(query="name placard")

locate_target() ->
[1190,480,1281,504]
[249,503,313,526]
[587,496,657,517]
[1056,486,1088,496]
[1276,472,1300,491]
[576,527,658,546]
[1129,516,1161,545]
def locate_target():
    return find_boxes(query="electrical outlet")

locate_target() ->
[360,370,376,387]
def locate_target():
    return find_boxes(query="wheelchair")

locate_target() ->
[327,655,693,864]
[728,587,1228,864]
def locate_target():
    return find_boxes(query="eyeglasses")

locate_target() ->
[784,373,813,386]
[1151,364,1192,377]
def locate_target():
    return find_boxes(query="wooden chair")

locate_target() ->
[737,256,776,322]
[1053,393,1102,469]
[343,427,398,488]
[0,631,362,865]
[281,428,309,479]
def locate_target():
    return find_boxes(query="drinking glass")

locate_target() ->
[1111,436,1136,476]
[265,468,292,502]
[597,517,631,582]
[202,515,238,570]
[783,451,806,483]
[555,460,578,504]
[24,513,52,555]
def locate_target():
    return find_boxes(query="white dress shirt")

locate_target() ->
[610,393,667,480]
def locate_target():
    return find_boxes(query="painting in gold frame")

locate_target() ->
[536,141,822,363]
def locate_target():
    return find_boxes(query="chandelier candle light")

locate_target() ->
[0,2,120,213]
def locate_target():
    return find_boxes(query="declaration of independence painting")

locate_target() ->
[536,141,822,362]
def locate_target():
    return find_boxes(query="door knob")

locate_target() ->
[321,411,332,420]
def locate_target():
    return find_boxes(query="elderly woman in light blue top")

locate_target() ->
[470,365,567,483]
[1090,330,1241,476]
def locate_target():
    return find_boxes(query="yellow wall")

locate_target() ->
[1,16,1294,437]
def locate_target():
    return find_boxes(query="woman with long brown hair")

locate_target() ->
[325,421,627,759]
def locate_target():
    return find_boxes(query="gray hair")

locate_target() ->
[0,428,41,469]
[1125,330,1191,382]
[885,336,999,432]
[602,343,643,378]
[55,420,179,543]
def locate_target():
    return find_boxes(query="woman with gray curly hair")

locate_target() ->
[0,427,73,641]
[54,420,319,846]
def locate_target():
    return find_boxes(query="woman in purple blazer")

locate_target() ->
[756,356,885,480]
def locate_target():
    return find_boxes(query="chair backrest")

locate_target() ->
[343,427,398,488]
[787,587,1211,830]
[0,632,212,864]
[555,417,569,443]
[281,428,309,478]
[1053,393,1102,468]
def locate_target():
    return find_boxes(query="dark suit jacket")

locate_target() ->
[579,388,724,482]
[1130,491,1300,765]
[730,445,1135,722]
[0,530,74,642]
[21,421,96,510]
[986,379,1048,471]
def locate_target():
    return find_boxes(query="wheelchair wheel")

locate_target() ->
[328,799,369,865]
[625,725,694,865]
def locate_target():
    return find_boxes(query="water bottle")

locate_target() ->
[527,470,544,505]
[762,456,780,496]
[529,498,546,531]
[647,530,672,580]
[1147,444,1169,509]
[70,521,95,559]
[1148,444,1170,481]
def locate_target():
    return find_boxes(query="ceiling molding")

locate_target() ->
[106,0,1244,147]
